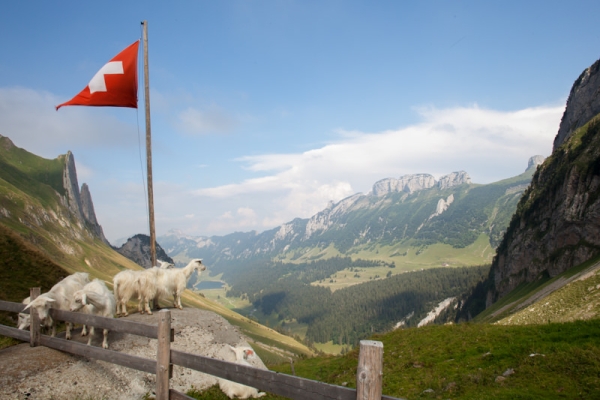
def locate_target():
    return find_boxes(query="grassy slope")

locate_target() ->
[267,320,600,400]
[0,138,312,359]
[476,254,600,324]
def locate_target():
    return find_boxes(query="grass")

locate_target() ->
[477,254,600,323]
[182,319,600,400]
[292,234,496,292]
[268,319,600,399]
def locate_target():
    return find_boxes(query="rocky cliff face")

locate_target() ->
[372,171,470,196]
[115,233,174,269]
[554,58,600,150]
[60,151,108,244]
[485,59,600,305]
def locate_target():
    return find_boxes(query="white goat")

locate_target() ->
[135,267,162,315]
[113,261,174,317]
[218,345,266,399]
[70,279,116,349]
[157,260,175,269]
[17,296,30,330]
[113,269,141,317]
[153,259,205,310]
[23,272,90,339]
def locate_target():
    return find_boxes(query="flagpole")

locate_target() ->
[142,20,157,269]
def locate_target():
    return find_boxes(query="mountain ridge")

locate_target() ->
[160,157,544,278]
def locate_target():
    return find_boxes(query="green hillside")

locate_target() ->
[264,319,600,400]
[0,136,312,358]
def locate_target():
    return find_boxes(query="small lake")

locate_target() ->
[195,281,225,290]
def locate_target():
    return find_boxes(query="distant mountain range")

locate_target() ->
[160,156,544,279]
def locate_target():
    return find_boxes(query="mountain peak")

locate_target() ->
[554,57,600,150]
[371,171,471,196]
[527,155,545,171]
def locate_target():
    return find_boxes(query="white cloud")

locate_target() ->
[187,104,564,235]
[205,207,259,233]
[0,88,566,240]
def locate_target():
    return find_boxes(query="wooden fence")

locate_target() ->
[0,288,402,400]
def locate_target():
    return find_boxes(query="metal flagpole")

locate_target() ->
[142,20,157,268]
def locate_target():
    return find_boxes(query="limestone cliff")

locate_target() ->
[554,59,600,150]
[60,151,108,244]
[485,58,600,305]
[372,171,470,196]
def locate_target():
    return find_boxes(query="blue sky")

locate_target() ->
[0,1,598,244]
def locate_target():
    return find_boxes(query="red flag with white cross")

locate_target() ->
[56,40,139,110]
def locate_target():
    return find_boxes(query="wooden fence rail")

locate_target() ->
[0,296,402,400]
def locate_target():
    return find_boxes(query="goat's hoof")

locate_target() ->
[103,344,108,349]
[147,311,153,315]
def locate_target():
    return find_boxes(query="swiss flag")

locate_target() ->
[56,40,139,110]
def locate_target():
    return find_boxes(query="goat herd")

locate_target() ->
[16,258,205,349]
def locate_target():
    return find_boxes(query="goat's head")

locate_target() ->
[70,290,87,312]
[23,295,55,321]
[229,345,256,361]
[17,313,30,330]
[192,259,206,272]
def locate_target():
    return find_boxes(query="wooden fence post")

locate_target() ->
[356,340,383,400]
[29,287,41,347]
[156,309,171,400]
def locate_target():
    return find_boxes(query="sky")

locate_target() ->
[0,1,599,245]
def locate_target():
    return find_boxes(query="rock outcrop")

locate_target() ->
[372,171,470,196]
[438,171,471,190]
[527,155,545,170]
[553,58,600,150]
[115,233,174,269]
[485,59,600,305]
[60,151,108,244]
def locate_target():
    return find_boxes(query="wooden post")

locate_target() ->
[29,287,41,347]
[156,309,171,400]
[141,19,157,269]
[356,340,383,400]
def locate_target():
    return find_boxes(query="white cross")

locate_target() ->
[88,61,124,94]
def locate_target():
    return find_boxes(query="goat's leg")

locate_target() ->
[121,301,129,317]
[137,293,145,314]
[145,297,153,315]
[175,291,183,309]
[102,329,109,349]
[66,322,72,340]
[87,326,95,346]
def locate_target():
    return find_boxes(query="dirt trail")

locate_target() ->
[0,308,266,400]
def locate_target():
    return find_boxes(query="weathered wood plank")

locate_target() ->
[40,335,156,374]
[156,310,171,400]
[357,340,383,400]
[171,350,356,400]
[0,300,27,313]
[0,324,30,341]
[49,309,159,338]
[30,287,40,347]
